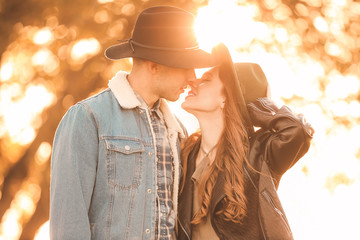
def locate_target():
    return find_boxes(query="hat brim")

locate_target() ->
[212,43,255,132]
[105,42,219,69]
[211,43,269,103]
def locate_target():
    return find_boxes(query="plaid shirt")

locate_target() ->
[136,94,175,240]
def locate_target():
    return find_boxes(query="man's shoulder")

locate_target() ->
[76,88,118,110]
[79,88,113,105]
[64,88,117,118]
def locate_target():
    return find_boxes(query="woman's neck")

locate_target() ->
[197,111,224,153]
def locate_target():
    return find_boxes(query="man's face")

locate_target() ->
[153,65,196,102]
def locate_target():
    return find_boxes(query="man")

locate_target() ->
[50,6,217,240]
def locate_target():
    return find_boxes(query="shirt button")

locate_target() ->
[147,189,152,194]
[124,145,130,151]
[145,229,150,234]
[148,152,153,156]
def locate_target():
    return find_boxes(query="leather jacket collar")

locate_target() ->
[177,138,227,239]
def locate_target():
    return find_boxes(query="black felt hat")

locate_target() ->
[212,43,269,103]
[212,43,269,132]
[234,62,269,103]
[105,6,218,69]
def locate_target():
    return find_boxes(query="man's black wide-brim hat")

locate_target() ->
[105,6,218,69]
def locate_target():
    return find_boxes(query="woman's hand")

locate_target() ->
[247,97,314,137]
[247,97,280,129]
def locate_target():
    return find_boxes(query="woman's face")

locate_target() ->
[181,67,226,115]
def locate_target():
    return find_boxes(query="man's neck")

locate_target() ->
[127,71,159,108]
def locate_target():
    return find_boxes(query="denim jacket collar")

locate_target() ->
[108,71,185,139]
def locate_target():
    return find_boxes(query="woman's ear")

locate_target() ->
[221,98,226,109]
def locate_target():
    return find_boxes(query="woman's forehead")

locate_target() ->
[202,67,219,78]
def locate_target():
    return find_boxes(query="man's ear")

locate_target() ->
[147,61,160,74]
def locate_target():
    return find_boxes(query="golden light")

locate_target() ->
[272,4,292,21]
[32,49,52,66]
[0,209,22,240]
[169,0,360,239]
[70,38,101,63]
[35,142,52,165]
[325,72,359,99]
[32,49,60,75]
[313,16,329,32]
[263,0,281,10]
[121,3,136,16]
[349,101,360,118]
[106,19,126,39]
[1,84,55,145]
[274,27,289,43]
[33,28,53,45]
[94,10,110,24]
[0,183,41,240]
[34,221,49,240]
[194,0,260,52]
[14,191,36,217]
[0,0,358,239]
[1,50,36,84]
[0,62,13,82]
[325,42,342,57]
[97,0,113,4]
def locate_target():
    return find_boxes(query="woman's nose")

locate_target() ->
[188,78,201,90]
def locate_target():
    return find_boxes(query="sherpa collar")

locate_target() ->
[108,71,185,138]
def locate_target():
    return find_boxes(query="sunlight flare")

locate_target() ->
[1,84,55,145]
[0,62,13,82]
[70,38,101,63]
[34,221,49,240]
[33,28,53,45]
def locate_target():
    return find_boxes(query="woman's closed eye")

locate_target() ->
[199,79,210,87]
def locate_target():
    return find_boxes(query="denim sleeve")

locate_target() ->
[50,103,98,240]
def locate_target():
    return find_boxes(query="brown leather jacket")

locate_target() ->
[177,98,314,240]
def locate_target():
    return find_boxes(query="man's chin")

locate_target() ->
[165,94,181,102]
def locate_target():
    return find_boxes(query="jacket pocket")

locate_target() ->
[105,137,144,190]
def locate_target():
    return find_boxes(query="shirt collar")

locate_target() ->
[191,156,210,183]
[134,91,163,119]
[152,100,163,119]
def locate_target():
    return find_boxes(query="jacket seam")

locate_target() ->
[143,108,159,239]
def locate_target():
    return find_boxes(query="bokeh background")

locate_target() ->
[0,0,359,239]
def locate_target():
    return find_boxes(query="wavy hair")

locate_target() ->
[181,51,255,224]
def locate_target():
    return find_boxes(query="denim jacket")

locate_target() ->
[50,71,186,240]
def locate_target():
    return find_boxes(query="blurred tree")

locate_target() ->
[0,0,359,239]
[0,0,208,239]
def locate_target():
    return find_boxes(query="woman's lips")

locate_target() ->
[185,90,196,99]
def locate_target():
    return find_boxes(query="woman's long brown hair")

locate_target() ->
[180,47,254,224]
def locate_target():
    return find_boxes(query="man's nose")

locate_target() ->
[188,79,202,90]
[186,69,196,85]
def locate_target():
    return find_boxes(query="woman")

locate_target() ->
[177,43,314,240]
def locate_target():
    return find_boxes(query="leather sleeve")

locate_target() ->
[248,98,314,179]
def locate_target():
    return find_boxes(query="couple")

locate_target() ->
[50,6,314,240]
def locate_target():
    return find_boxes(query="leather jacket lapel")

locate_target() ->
[178,140,201,239]
[210,172,226,215]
